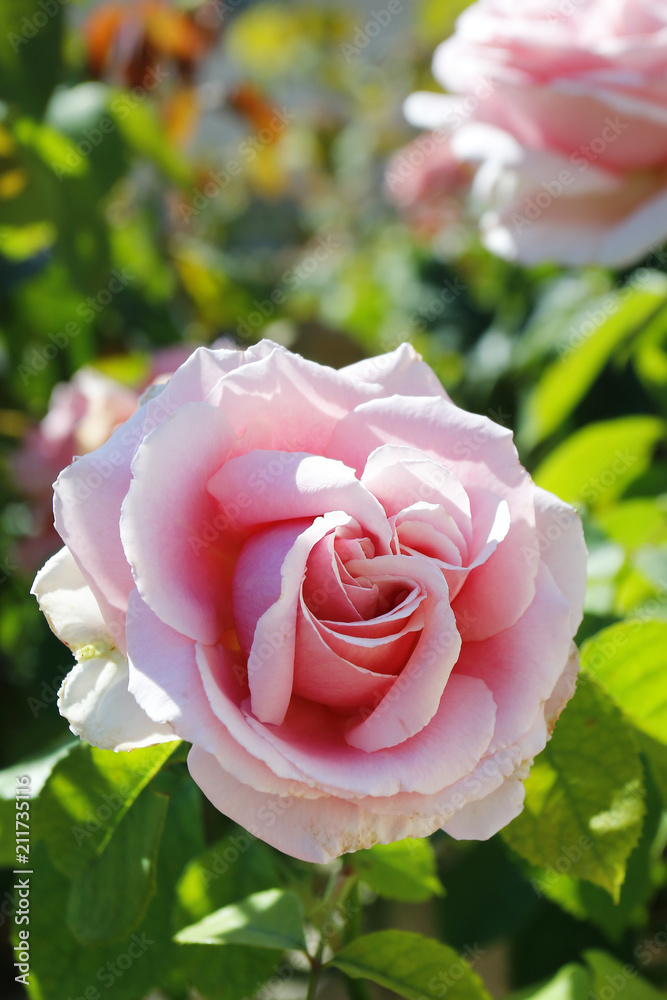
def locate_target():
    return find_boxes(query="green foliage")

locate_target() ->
[521,274,667,447]
[581,621,667,744]
[349,838,444,902]
[503,676,645,900]
[35,741,180,874]
[66,785,169,945]
[330,930,491,1000]
[512,956,666,1000]
[175,887,306,949]
[175,830,286,924]
[534,416,665,509]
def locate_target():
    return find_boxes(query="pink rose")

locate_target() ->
[397,0,667,266]
[32,342,586,862]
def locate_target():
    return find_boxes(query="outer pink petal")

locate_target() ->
[121,402,237,645]
[455,563,573,754]
[238,674,494,799]
[125,588,224,753]
[187,746,438,863]
[441,770,526,841]
[339,342,449,399]
[53,407,148,653]
[532,487,587,635]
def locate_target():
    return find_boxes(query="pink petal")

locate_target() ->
[233,513,353,726]
[125,588,225,753]
[292,610,397,709]
[54,407,148,653]
[327,395,537,641]
[343,553,461,752]
[296,600,420,680]
[120,403,237,645]
[339,342,450,399]
[362,444,472,549]
[208,451,393,551]
[198,642,496,799]
[532,487,587,635]
[187,746,438,863]
[455,563,574,754]
[441,771,526,841]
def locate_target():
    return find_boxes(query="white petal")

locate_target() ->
[33,547,175,752]
[403,92,461,129]
[31,546,110,650]
[59,649,176,752]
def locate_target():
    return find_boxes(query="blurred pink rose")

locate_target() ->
[32,341,585,862]
[393,0,667,267]
[14,347,197,570]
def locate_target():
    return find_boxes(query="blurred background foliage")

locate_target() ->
[1,1,667,999]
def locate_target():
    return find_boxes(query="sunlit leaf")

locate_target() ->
[503,676,645,900]
[330,930,491,1000]
[175,888,306,950]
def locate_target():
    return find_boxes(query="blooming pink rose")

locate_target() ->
[397,0,667,267]
[32,341,586,862]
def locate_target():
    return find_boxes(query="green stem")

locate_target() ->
[344,879,362,944]
[345,976,373,1000]
[306,935,326,1000]
[305,965,320,1000]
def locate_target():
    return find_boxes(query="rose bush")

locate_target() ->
[32,341,586,862]
[394,0,667,267]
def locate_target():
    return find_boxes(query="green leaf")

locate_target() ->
[503,675,645,900]
[175,888,306,950]
[13,116,89,178]
[66,786,169,945]
[0,0,64,117]
[582,621,667,745]
[597,498,667,550]
[534,416,665,509]
[526,758,664,940]
[584,951,665,1000]
[0,739,76,801]
[36,741,180,875]
[0,740,76,868]
[521,273,667,447]
[350,838,444,902]
[506,963,592,1000]
[111,94,192,186]
[13,771,202,1000]
[637,732,667,805]
[330,930,491,1000]
[176,831,284,925]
